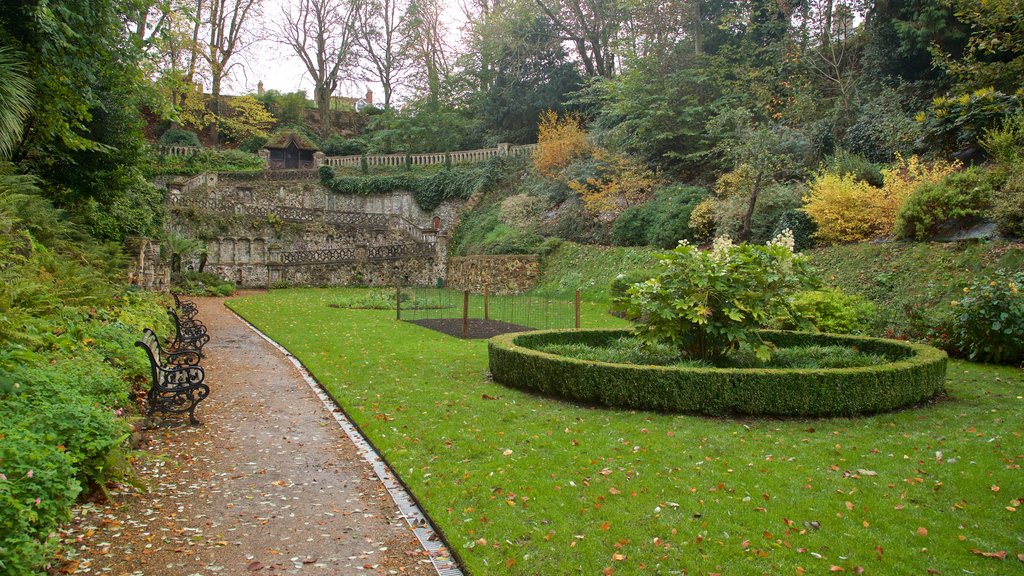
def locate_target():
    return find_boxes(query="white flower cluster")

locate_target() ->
[768,228,796,252]
[711,235,735,258]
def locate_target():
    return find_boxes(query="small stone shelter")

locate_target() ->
[261,131,318,169]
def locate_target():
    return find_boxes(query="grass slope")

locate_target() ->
[532,242,658,302]
[229,288,1022,576]
[808,241,1024,335]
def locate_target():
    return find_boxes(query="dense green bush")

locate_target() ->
[618,234,815,362]
[158,128,201,147]
[776,288,878,334]
[237,135,268,153]
[320,135,368,156]
[895,167,996,240]
[951,270,1024,364]
[611,185,708,248]
[176,271,235,297]
[771,209,817,251]
[489,329,948,416]
[991,164,1024,238]
[146,148,264,177]
[320,159,503,211]
[823,149,883,187]
[842,88,925,163]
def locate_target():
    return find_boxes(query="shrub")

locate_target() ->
[687,198,717,244]
[610,204,652,246]
[980,112,1024,165]
[823,149,883,187]
[320,159,503,211]
[238,135,268,153]
[218,95,276,143]
[895,167,996,240]
[771,209,817,251]
[159,128,200,147]
[499,194,545,230]
[489,328,948,416]
[842,87,924,163]
[176,271,235,296]
[618,232,815,362]
[568,148,658,219]
[991,165,1024,238]
[320,135,368,156]
[950,270,1024,364]
[803,155,960,244]
[533,110,591,177]
[714,182,804,244]
[611,185,708,248]
[776,288,878,335]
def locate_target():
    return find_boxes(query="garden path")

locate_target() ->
[55,296,435,575]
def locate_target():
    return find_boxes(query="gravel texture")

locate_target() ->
[53,296,436,576]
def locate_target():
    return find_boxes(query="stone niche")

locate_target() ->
[166,173,461,288]
[445,255,541,295]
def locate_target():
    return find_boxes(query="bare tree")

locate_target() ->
[276,0,360,137]
[354,0,409,109]
[201,0,263,144]
[533,0,626,77]
[403,0,452,102]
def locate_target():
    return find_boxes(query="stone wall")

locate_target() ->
[166,172,459,288]
[125,237,170,291]
[445,255,541,294]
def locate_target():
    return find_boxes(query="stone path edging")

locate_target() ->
[229,308,465,576]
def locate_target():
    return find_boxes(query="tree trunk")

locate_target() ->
[209,73,221,145]
[740,172,763,242]
[317,87,332,138]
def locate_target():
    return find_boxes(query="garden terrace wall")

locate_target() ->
[446,255,541,294]
[489,329,948,417]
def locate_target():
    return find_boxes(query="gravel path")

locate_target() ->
[55,296,436,576]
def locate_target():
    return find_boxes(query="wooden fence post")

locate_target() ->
[396,281,401,321]
[575,290,581,330]
[484,283,489,320]
[462,290,470,339]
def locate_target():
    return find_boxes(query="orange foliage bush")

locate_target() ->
[533,110,591,177]
[569,148,658,220]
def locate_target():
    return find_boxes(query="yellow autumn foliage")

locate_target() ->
[569,147,658,219]
[804,155,960,244]
[533,110,591,177]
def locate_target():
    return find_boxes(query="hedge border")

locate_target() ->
[488,329,948,417]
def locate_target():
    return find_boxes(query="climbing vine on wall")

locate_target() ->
[318,158,507,211]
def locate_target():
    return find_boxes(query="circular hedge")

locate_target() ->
[488,329,948,417]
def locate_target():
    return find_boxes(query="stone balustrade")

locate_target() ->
[322,143,538,169]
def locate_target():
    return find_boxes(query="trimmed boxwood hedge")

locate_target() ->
[488,329,948,417]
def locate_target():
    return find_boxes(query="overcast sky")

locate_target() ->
[221,0,467,103]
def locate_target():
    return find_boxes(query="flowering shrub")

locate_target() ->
[618,231,816,362]
[950,270,1024,364]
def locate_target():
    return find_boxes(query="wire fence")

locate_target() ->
[397,286,581,337]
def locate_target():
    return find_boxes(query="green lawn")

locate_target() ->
[229,288,1023,575]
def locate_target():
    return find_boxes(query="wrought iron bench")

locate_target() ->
[171,291,200,320]
[140,328,201,366]
[135,336,209,425]
[167,307,210,354]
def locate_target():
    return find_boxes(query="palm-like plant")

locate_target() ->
[0,48,33,161]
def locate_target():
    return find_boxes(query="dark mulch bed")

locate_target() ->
[408,318,533,339]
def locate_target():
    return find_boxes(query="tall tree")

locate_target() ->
[354,0,409,109]
[533,0,626,77]
[276,0,360,137]
[201,0,263,144]
[403,0,452,102]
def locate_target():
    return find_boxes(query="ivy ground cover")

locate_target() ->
[228,288,1022,575]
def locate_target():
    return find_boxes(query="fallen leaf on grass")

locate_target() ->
[916,527,928,536]
[969,549,1007,560]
